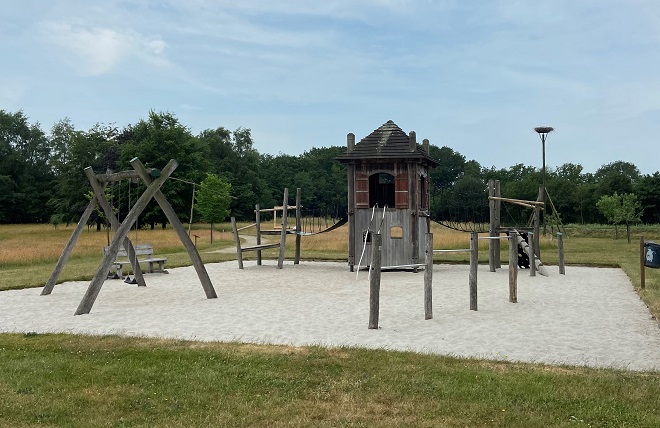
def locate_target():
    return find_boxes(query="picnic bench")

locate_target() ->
[103,244,167,278]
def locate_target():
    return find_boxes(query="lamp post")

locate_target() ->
[534,127,554,235]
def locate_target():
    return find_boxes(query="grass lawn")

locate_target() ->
[1,222,660,427]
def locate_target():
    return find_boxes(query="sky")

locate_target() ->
[1,0,659,175]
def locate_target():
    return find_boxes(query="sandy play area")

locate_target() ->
[1,261,659,371]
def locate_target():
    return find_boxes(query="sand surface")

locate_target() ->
[1,261,659,371]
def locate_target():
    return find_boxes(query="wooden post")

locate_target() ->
[488,180,500,272]
[277,188,288,269]
[42,198,98,295]
[640,236,646,289]
[424,233,433,320]
[255,204,262,266]
[231,217,244,269]
[469,232,478,311]
[535,188,543,258]
[529,232,536,277]
[294,188,302,264]
[131,159,217,300]
[410,162,419,265]
[76,159,178,315]
[347,161,356,271]
[557,232,565,274]
[509,232,518,303]
[368,233,382,329]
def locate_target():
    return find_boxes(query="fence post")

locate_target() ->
[368,233,382,329]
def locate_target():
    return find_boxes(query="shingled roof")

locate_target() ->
[336,120,438,166]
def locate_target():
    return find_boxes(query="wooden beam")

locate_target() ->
[42,197,98,295]
[277,188,288,269]
[424,233,433,320]
[509,232,518,303]
[513,229,548,276]
[368,233,382,329]
[95,170,141,182]
[231,217,244,269]
[488,196,545,207]
[131,158,217,300]
[469,232,478,311]
[294,188,302,265]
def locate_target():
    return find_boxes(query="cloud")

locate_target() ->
[38,21,168,75]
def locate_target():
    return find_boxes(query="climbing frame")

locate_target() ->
[230,188,302,269]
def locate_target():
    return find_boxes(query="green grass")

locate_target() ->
[1,334,659,427]
[1,223,660,426]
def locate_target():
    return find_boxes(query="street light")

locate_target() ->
[534,126,554,234]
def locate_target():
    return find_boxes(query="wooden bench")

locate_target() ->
[103,244,167,278]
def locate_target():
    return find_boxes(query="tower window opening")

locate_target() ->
[369,173,395,208]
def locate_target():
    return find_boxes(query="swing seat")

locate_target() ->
[103,244,168,278]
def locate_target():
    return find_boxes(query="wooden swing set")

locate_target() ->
[42,158,217,315]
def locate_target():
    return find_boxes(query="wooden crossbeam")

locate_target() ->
[95,168,159,183]
[488,196,544,207]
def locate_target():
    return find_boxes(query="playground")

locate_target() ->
[2,259,660,371]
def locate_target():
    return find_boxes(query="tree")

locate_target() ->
[0,110,53,223]
[428,145,466,192]
[595,161,640,198]
[49,122,119,227]
[596,192,642,242]
[619,193,642,243]
[635,173,660,223]
[119,111,210,228]
[195,173,231,243]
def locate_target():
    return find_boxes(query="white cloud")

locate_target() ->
[38,21,168,75]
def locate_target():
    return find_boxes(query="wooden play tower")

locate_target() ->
[336,120,438,271]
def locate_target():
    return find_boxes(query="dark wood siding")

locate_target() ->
[395,170,408,209]
[356,171,369,208]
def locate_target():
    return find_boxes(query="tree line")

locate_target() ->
[2,109,659,229]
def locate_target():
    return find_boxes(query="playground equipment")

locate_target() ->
[336,120,438,271]
[366,229,531,329]
[42,158,217,315]
[230,188,301,269]
[487,179,550,276]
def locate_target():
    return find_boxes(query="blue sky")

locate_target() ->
[2,1,659,174]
